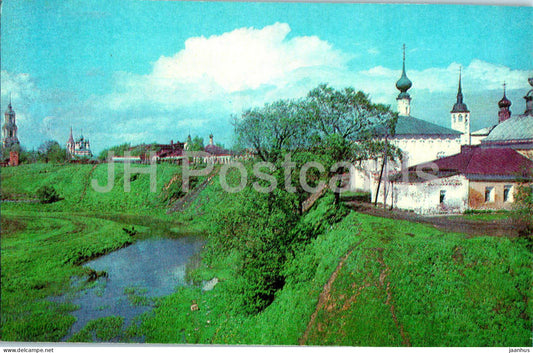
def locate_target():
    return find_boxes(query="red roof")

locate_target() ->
[205,145,231,156]
[409,146,533,178]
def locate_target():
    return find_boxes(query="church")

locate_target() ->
[1,100,20,167]
[351,47,464,193]
[66,127,92,158]
[375,77,533,214]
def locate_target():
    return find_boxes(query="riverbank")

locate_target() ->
[1,163,531,345]
[135,192,532,346]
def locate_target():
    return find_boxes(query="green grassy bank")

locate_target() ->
[133,191,532,346]
[1,163,531,345]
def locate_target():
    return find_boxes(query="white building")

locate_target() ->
[351,46,462,195]
[377,146,533,214]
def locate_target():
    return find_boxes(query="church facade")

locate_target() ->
[351,47,463,194]
[377,77,533,214]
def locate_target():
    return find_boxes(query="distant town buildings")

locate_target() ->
[111,134,237,164]
[66,127,92,158]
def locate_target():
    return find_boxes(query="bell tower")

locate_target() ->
[396,44,413,117]
[2,97,20,149]
[450,68,470,145]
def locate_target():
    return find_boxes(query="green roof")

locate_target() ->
[393,115,462,136]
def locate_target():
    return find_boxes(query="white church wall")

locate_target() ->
[391,136,461,167]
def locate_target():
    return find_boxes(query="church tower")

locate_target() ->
[450,68,471,145]
[2,99,20,149]
[497,83,512,123]
[66,127,75,156]
[396,44,412,116]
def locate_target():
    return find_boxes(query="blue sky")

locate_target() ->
[1,1,532,153]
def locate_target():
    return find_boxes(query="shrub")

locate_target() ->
[36,185,61,204]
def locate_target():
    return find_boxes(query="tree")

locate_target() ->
[234,99,307,163]
[303,84,398,204]
[190,136,204,151]
[98,143,131,160]
[513,182,533,238]
[38,140,68,163]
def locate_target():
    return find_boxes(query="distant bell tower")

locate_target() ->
[2,98,20,149]
[450,68,471,145]
[497,82,512,123]
[396,44,413,117]
[66,127,75,156]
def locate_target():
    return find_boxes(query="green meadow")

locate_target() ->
[1,163,531,346]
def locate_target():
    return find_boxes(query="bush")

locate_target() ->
[36,185,61,204]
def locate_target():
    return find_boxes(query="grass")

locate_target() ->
[134,193,532,346]
[0,211,132,341]
[456,210,513,221]
[0,162,190,342]
[304,212,532,346]
[1,162,531,345]
[68,316,125,342]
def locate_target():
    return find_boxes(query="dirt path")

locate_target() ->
[79,164,98,202]
[374,248,411,346]
[167,167,219,214]
[346,201,523,237]
[298,235,364,345]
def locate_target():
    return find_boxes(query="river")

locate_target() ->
[59,235,204,340]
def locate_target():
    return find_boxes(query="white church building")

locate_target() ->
[351,47,465,195]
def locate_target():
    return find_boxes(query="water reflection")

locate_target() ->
[61,236,204,340]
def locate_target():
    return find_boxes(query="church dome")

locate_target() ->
[396,71,412,95]
[452,100,469,113]
[5,103,15,115]
[498,94,512,108]
[396,44,412,98]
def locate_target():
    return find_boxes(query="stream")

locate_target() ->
[57,235,205,340]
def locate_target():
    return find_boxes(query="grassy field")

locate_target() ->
[0,162,191,341]
[134,191,532,346]
[1,163,531,345]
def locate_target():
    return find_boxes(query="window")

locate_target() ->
[453,116,456,123]
[458,115,463,122]
[440,190,446,204]
[503,185,513,202]
[485,186,494,202]
[436,151,446,159]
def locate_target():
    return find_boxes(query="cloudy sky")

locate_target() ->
[1,1,531,153]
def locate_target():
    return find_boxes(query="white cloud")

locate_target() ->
[104,23,349,112]
[0,71,39,105]
[355,61,531,106]
[102,22,530,120]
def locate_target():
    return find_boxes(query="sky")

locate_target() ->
[1,1,532,154]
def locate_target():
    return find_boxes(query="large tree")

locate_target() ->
[303,84,398,204]
[234,99,307,163]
